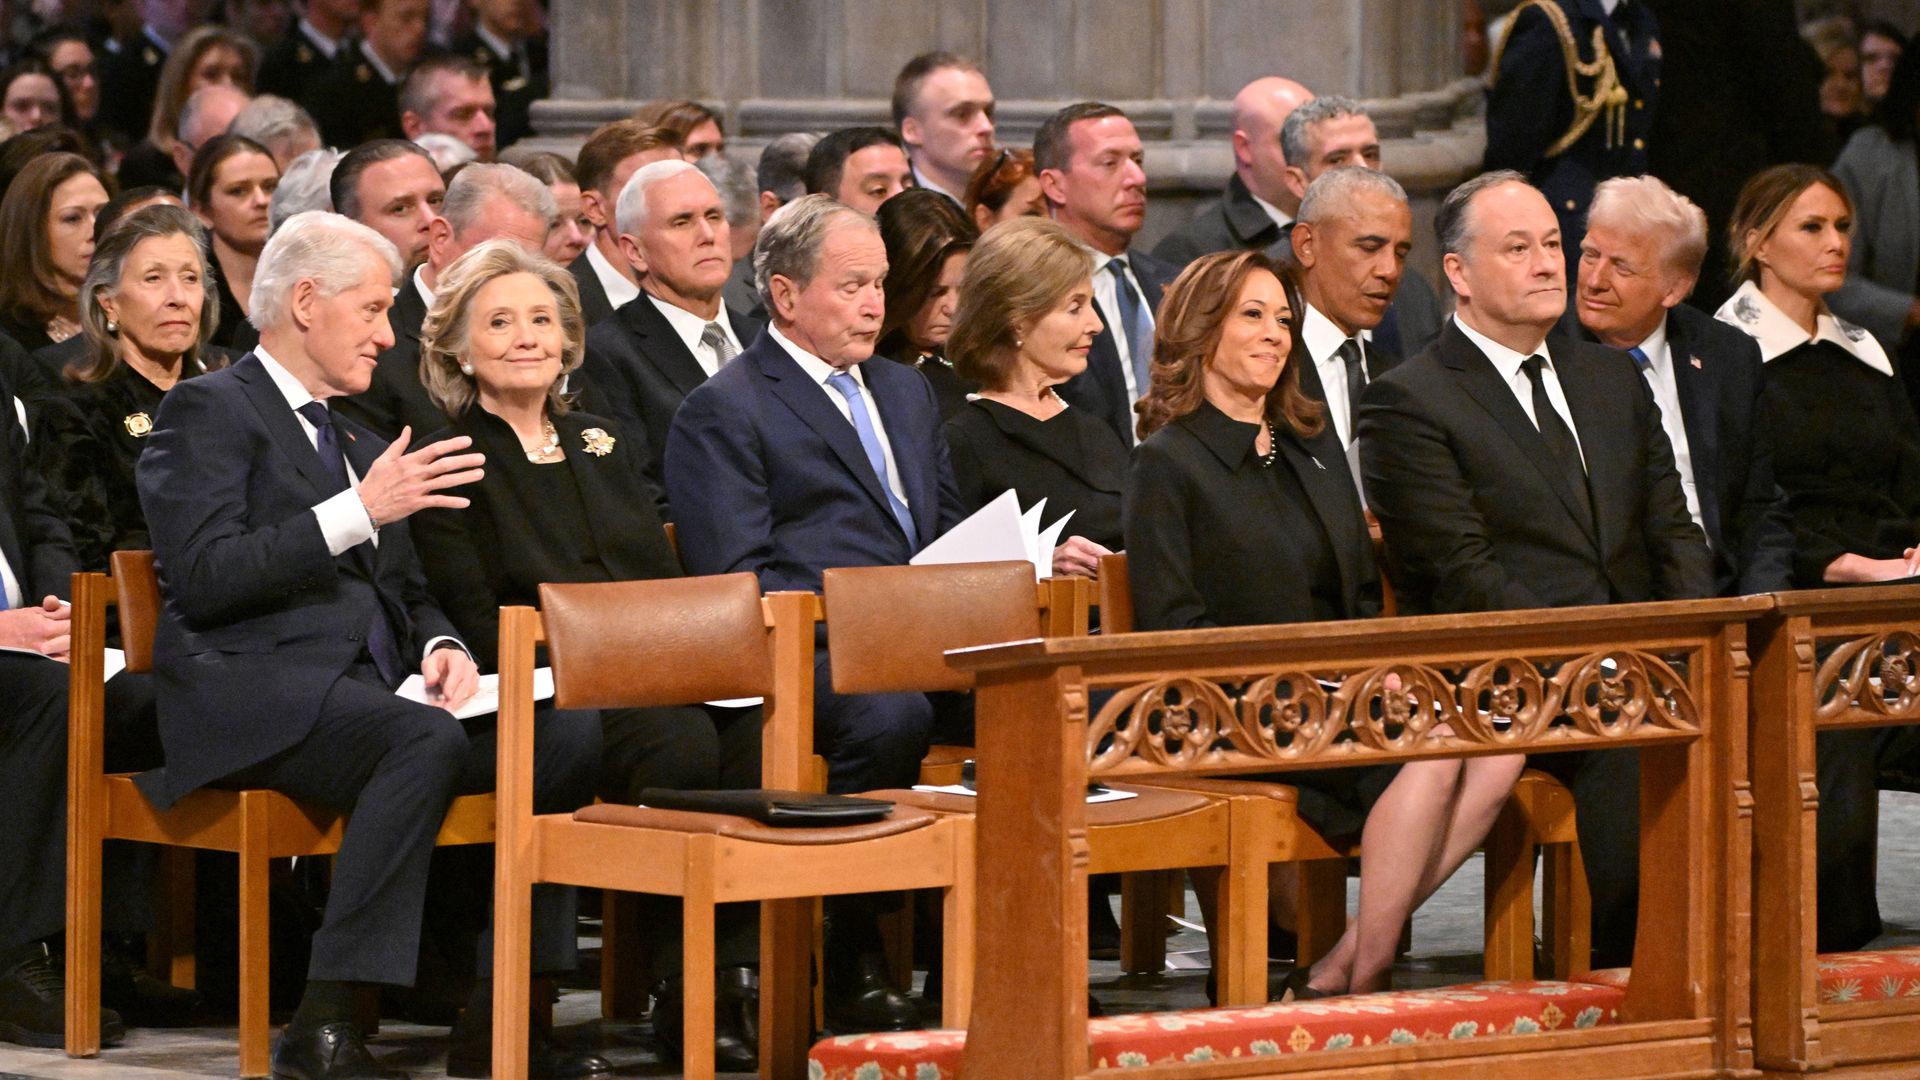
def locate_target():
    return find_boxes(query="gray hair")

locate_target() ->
[77,204,218,380]
[757,131,820,205]
[1435,169,1531,258]
[269,148,342,234]
[176,84,249,146]
[442,161,558,238]
[1279,94,1366,167]
[615,158,705,236]
[697,153,759,228]
[1297,166,1407,226]
[1587,175,1710,280]
[228,95,320,160]
[753,193,876,310]
[420,239,585,419]
[250,211,403,331]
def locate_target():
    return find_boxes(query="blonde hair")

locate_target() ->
[419,239,585,419]
[1726,163,1853,286]
[945,216,1093,389]
[1587,175,1709,280]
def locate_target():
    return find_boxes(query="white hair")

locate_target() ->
[1297,166,1408,226]
[228,95,320,157]
[1587,175,1710,280]
[269,148,342,235]
[615,158,707,236]
[413,132,477,173]
[752,193,875,311]
[250,211,403,331]
[442,161,558,238]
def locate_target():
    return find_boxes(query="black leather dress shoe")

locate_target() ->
[445,1005,612,1079]
[823,952,920,1034]
[0,942,125,1049]
[270,1021,408,1080]
[649,965,759,1073]
[102,940,204,1027]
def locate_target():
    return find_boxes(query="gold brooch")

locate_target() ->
[581,428,614,456]
[123,412,153,437]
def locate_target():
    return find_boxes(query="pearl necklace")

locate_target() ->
[523,419,562,463]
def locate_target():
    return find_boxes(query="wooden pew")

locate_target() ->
[64,553,499,1078]
[813,596,1762,1078]
[1751,585,1920,1077]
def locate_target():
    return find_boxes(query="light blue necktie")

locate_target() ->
[826,371,917,547]
[1107,257,1154,398]
[1628,346,1651,371]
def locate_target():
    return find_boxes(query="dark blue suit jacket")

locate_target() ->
[135,353,462,807]
[1057,248,1180,445]
[663,329,963,593]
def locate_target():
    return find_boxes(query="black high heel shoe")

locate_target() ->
[1274,967,1335,1004]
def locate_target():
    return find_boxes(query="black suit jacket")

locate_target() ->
[411,406,679,670]
[1125,401,1380,630]
[448,31,548,150]
[1358,321,1714,614]
[1150,174,1284,269]
[334,281,439,441]
[1290,325,1402,501]
[96,34,165,141]
[135,354,462,806]
[579,292,762,494]
[568,251,618,330]
[1649,304,1795,594]
[1057,247,1179,445]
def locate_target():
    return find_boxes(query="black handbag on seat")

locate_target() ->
[635,787,896,826]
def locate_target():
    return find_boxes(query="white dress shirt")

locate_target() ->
[1301,302,1369,449]
[297,17,341,59]
[1628,317,1703,531]
[1083,244,1152,405]
[359,39,401,86]
[650,294,742,379]
[585,243,640,311]
[257,346,464,660]
[1453,315,1587,469]
[1714,279,1895,374]
[412,265,436,310]
[768,326,910,511]
[910,163,961,203]
[1249,190,1294,231]
[0,533,22,609]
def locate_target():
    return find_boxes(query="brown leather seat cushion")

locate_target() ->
[572,802,940,845]
[869,784,1214,826]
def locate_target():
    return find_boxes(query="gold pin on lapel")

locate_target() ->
[582,428,614,456]
[123,412,152,437]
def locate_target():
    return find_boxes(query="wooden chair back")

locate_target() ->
[1097,553,1132,633]
[109,550,160,673]
[821,561,1040,695]
[540,573,771,709]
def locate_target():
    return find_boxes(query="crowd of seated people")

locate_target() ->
[0,8,1913,1079]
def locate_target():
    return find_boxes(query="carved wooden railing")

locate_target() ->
[948,596,1764,1080]
[1752,585,1920,1076]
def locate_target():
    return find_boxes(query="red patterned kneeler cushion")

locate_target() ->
[1579,948,1920,1005]
[808,979,1625,1078]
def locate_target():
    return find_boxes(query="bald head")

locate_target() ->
[1230,77,1314,214]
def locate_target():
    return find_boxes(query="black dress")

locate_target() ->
[909,355,976,420]
[1124,401,1388,839]
[410,404,762,982]
[944,397,1127,550]
[1759,339,1920,586]
[206,253,253,351]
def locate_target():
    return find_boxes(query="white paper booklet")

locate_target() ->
[396,667,556,720]
[911,489,1076,580]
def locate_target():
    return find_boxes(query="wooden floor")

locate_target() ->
[14,792,1920,1080]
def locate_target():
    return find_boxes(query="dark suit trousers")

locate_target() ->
[812,649,935,795]
[1815,727,1889,951]
[222,668,599,984]
[1531,748,1641,969]
[599,702,765,983]
[0,661,161,951]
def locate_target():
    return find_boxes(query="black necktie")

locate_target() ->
[1337,337,1366,442]
[297,401,405,686]
[1520,356,1595,529]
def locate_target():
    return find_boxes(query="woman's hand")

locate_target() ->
[1823,550,1920,583]
[1050,536,1114,579]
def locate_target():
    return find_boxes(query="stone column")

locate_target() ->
[535,0,1485,261]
